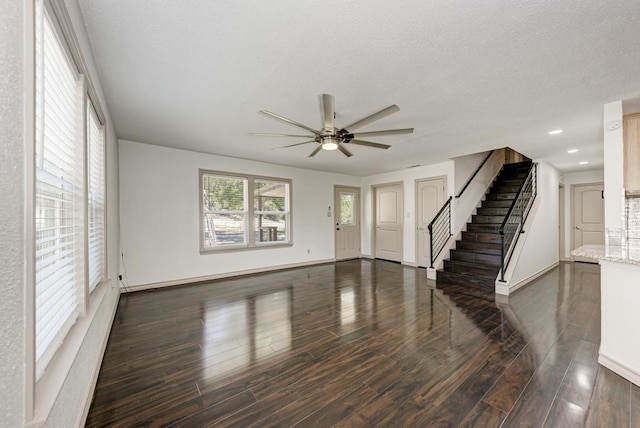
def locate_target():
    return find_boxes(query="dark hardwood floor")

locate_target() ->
[87,260,639,427]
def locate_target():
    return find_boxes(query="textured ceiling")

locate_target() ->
[78,0,640,176]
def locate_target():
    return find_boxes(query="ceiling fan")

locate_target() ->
[251,94,413,157]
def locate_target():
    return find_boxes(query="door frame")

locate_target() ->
[570,181,604,257]
[415,175,448,269]
[371,181,404,261]
[559,184,566,261]
[334,185,361,260]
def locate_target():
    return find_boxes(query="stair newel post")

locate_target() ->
[428,222,434,269]
[448,198,452,238]
[500,230,505,282]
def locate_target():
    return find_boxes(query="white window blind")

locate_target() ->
[34,7,84,380]
[87,102,105,291]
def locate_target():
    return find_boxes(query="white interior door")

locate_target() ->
[375,183,403,262]
[335,186,361,260]
[572,183,604,262]
[416,177,446,268]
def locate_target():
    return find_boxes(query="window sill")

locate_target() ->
[200,242,293,254]
[27,279,117,427]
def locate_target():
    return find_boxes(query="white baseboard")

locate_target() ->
[78,284,121,427]
[122,258,336,293]
[598,353,640,387]
[426,267,437,280]
[495,261,558,296]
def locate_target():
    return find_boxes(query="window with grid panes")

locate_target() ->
[200,171,291,251]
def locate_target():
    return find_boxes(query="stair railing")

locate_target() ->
[456,150,495,198]
[499,163,538,282]
[428,196,453,268]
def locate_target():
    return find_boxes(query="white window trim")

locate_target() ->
[199,169,293,252]
[87,100,107,292]
[25,0,111,425]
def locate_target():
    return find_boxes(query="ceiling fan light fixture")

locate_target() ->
[321,136,339,151]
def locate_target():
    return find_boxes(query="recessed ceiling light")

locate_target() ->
[567,149,579,154]
[548,129,563,135]
[579,161,589,165]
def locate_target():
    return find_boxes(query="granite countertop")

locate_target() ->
[571,245,605,259]
[571,244,640,266]
[601,255,640,266]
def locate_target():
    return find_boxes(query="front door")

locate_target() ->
[335,186,361,260]
[572,183,604,263]
[374,183,403,262]
[416,177,446,268]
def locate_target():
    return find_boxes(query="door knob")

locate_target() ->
[575,226,581,230]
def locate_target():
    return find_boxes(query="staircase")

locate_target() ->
[437,161,532,290]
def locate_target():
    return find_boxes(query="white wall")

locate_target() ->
[599,260,640,386]
[452,150,492,195]
[603,101,624,229]
[560,169,605,259]
[119,140,360,287]
[0,1,26,425]
[499,161,560,293]
[360,162,455,264]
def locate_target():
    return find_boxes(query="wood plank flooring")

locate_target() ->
[86,260,640,427]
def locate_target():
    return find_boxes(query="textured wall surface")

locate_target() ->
[0,1,26,425]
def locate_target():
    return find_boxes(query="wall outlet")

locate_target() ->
[307,249,310,254]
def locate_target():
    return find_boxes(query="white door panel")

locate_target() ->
[375,183,403,262]
[335,187,361,260]
[572,183,604,263]
[416,177,446,268]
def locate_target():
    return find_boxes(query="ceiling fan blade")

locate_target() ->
[308,145,323,157]
[322,94,335,132]
[272,140,316,150]
[347,139,391,150]
[338,144,353,158]
[342,104,400,131]
[351,128,414,138]
[260,110,320,135]
[251,132,316,138]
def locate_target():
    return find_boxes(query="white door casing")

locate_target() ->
[559,184,565,260]
[416,177,446,268]
[335,186,361,260]
[374,183,403,262]
[572,183,604,263]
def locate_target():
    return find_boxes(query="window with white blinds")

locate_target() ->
[87,102,105,291]
[34,7,84,379]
